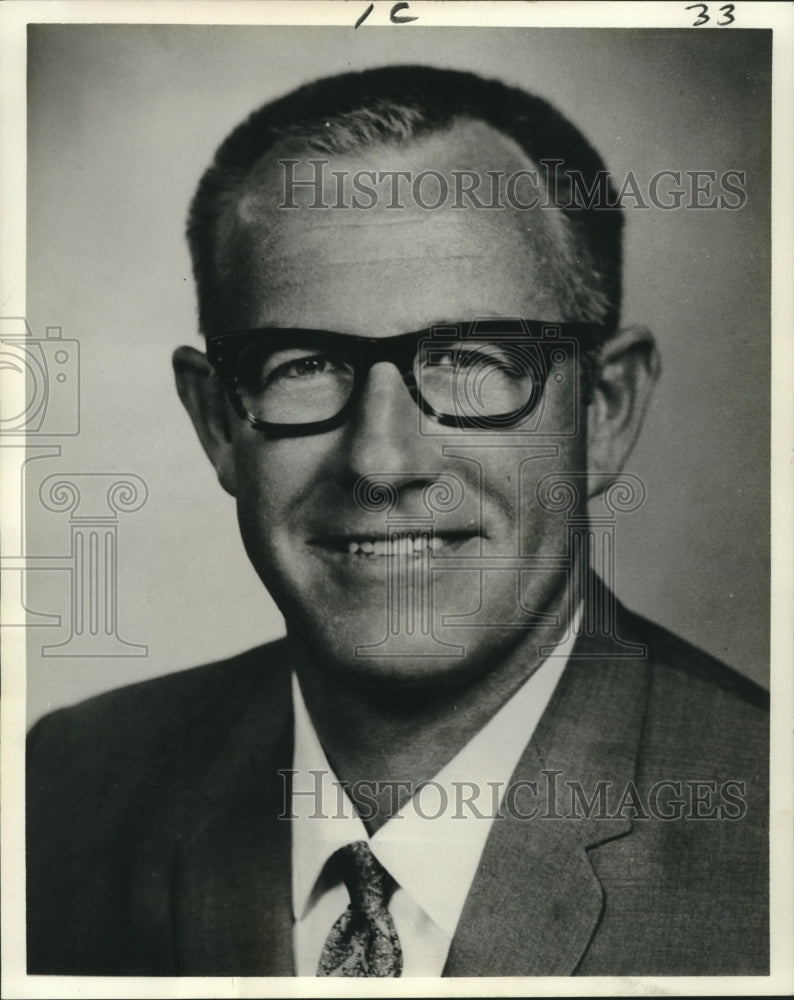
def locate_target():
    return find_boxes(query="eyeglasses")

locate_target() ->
[205,319,603,437]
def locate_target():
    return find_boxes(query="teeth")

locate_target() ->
[345,535,444,556]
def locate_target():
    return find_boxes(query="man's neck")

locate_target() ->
[288,584,576,833]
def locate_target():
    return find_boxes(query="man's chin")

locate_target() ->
[289,624,461,683]
[283,611,537,697]
[272,563,561,690]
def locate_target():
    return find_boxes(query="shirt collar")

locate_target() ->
[290,682,368,920]
[291,609,581,937]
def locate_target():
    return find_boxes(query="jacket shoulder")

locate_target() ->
[27,639,291,785]
[635,611,769,710]
[625,610,768,776]
[26,641,292,975]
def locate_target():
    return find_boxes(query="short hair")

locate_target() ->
[187,64,624,342]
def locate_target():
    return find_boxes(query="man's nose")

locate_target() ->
[332,362,439,488]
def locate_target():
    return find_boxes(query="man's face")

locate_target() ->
[208,122,591,688]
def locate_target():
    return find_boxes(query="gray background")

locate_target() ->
[23,26,771,725]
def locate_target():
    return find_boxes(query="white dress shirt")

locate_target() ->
[290,617,580,976]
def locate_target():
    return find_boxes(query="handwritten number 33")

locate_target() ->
[685,3,736,26]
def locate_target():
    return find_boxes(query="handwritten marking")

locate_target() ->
[390,2,418,24]
[354,3,374,29]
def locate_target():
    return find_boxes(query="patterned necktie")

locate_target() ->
[316,840,403,977]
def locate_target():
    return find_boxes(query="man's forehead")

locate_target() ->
[225,118,568,254]
[212,118,578,332]
[238,119,537,205]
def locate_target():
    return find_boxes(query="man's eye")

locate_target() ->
[261,353,350,385]
[427,345,518,373]
[280,356,333,378]
[455,349,509,371]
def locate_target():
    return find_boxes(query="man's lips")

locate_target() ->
[308,531,479,557]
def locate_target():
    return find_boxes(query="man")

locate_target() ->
[27,65,768,977]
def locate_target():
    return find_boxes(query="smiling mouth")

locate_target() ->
[311,532,477,557]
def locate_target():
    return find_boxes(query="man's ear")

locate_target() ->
[586,325,661,499]
[173,345,237,496]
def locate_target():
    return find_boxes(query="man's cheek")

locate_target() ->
[233,464,287,559]
[233,442,289,507]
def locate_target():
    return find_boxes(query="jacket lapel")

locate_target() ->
[172,652,296,976]
[444,603,652,976]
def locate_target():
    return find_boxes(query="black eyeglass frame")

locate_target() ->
[205,319,604,437]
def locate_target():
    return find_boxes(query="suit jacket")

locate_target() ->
[26,598,768,976]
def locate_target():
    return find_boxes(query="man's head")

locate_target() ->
[174,65,659,691]
[187,65,622,338]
